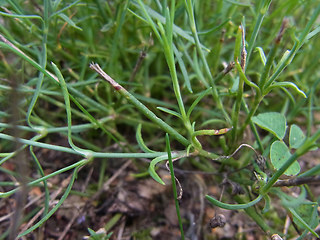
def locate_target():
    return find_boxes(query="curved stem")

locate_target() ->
[206,194,263,210]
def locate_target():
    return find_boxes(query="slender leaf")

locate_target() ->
[157,107,182,119]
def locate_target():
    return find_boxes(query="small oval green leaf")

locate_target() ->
[289,124,306,149]
[252,112,287,140]
[270,141,300,176]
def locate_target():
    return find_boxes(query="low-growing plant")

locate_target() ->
[86,228,113,240]
[0,0,320,239]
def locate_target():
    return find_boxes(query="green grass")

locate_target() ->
[1,0,320,239]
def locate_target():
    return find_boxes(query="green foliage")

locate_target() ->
[289,124,306,149]
[270,140,300,176]
[274,187,319,238]
[252,112,287,140]
[0,0,320,239]
[87,228,113,240]
[253,114,317,176]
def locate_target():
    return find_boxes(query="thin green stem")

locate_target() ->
[231,26,245,144]
[246,0,272,66]
[166,134,185,239]
[158,21,188,122]
[231,65,244,144]
[52,62,93,157]
[26,0,49,127]
[0,133,170,159]
[29,146,50,215]
[184,0,231,124]
[0,159,88,198]
[233,195,275,235]
[90,63,190,146]
[241,99,264,152]
[265,4,320,89]
[206,194,263,210]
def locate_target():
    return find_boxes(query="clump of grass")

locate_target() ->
[0,0,320,239]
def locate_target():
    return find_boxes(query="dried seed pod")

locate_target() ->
[209,214,226,229]
[255,155,267,171]
[271,234,283,240]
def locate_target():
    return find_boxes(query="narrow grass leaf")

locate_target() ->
[173,44,192,93]
[299,164,320,178]
[235,61,260,91]
[252,112,287,140]
[267,82,307,98]
[50,0,81,17]
[130,1,209,51]
[187,87,212,118]
[52,62,93,157]
[148,155,168,185]
[276,187,308,208]
[29,146,50,215]
[262,194,271,214]
[136,0,162,42]
[255,47,266,66]
[197,19,230,35]
[104,213,122,232]
[58,13,82,31]
[305,25,320,42]
[234,26,242,62]
[224,0,252,7]
[206,194,263,210]
[0,11,43,21]
[165,134,185,239]
[157,107,182,119]
[289,206,319,238]
[136,124,156,153]
[90,63,190,146]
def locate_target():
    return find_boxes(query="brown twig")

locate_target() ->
[90,63,122,91]
[275,18,289,44]
[129,32,153,82]
[165,158,183,200]
[273,175,320,187]
[223,61,235,75]
[129,49,147,82]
